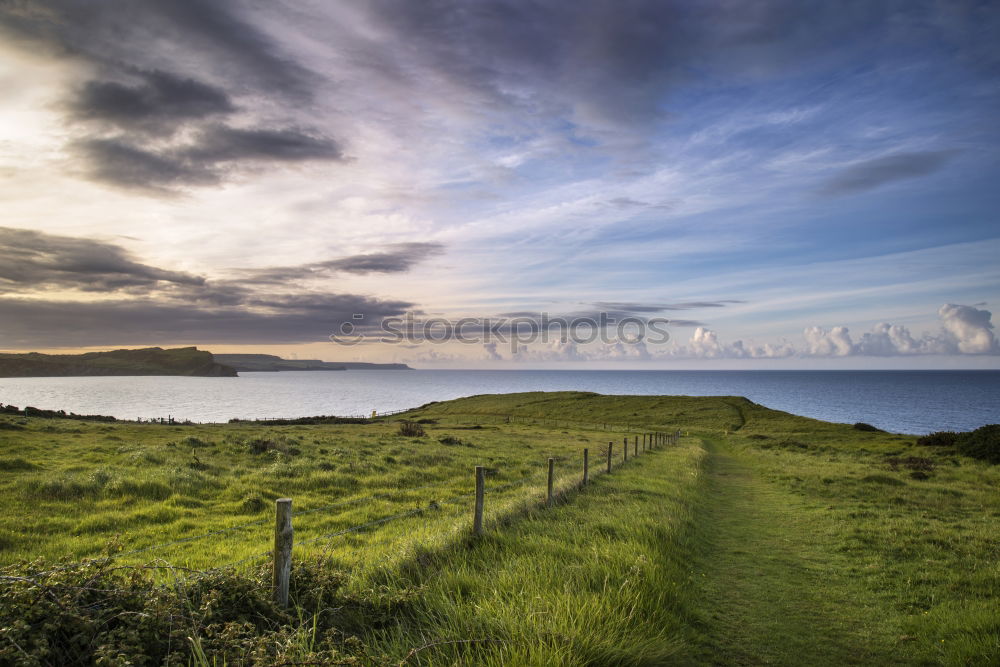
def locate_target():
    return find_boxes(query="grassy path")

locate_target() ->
[693,437,894,665]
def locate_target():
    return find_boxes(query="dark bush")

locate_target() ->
[956,424,1000,464]
[885,456,935,472]
[247,438,276,454]
[0,557,396,665]
[853,422,885,433]
[917,431,958,447]
[246,437,298,455]
[239,494,268,514]
[398,421,425,437]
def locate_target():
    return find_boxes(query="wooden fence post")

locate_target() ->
[273,498,293,608]
[623,436,628,462]
[634,437,638,457]
[583,448,589,485]
[473,466,485,536]
[547,458,555,507]
[607,442,613,473]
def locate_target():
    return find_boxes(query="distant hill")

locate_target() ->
[0,347,237,377]
[213,354,411,372]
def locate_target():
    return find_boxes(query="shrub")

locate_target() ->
[246,437,298,455]
[885,456,935,472]
[0,557,390,665]
[398,421,425,437]
[956,424,1000,464]
[239,494,268,514]
[917,431,958,447]
[853,422,885,433]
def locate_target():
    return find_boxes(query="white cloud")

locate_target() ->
[939,303,997,354]
[665,304,998,359]
[803,325,854,356]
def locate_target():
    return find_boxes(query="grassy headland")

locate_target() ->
[0,392,996,664]
[0,346,237,377]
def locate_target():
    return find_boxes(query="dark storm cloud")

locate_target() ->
[0,227,438,318]
[820,151,958,196]
[0,0,313,97]
[76,127,343,192]
[187,126,344,163]
[0,0,338,193]
[242,243,445,283]
[0,295,414,347]
[0,227,204,293]
[0,226,427,346]
[318,243,444,274]
[147,0,316,96]
[76,138,221,192]
[70,69,235,133]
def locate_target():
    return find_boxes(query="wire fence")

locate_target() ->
[6,424,681,603]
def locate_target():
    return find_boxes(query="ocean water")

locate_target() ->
[0,370,997,434]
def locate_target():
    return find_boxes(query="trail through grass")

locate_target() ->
[692,437,888,664]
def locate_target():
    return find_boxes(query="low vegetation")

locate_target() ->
[0,391,996,664]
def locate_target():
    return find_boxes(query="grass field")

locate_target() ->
[1,391,997,665]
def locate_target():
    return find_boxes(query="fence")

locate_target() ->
[9,424,681,609]
[268,428,680,606]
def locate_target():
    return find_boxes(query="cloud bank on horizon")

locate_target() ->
[0,1,997,366]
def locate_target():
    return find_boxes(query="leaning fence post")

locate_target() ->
[273,498,293,608]
[547,458,555,507]
[473,466,485,536]
[607,442,613,473]
[583,448,589,485]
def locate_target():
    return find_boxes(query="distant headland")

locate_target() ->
[0,348,412,378]
[213,354,411,372]
[0,347,237,377]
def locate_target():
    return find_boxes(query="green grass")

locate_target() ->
[0,411,631,572]
[0,391,997,665]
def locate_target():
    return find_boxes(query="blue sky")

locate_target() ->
[0,1,997,367]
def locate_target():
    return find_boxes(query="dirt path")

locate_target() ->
[691,438,889,665]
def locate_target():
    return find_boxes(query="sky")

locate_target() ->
[0,0,998,369]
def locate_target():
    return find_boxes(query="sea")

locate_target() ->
[1,370,997,435]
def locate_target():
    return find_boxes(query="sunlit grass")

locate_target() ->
[1,390,997,664]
